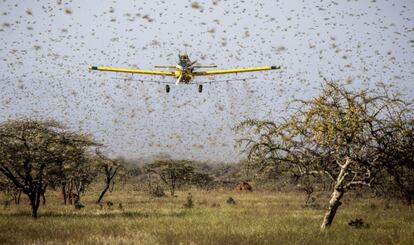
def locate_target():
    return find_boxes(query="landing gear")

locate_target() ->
[166,84,170,93]
[198,84,203,93]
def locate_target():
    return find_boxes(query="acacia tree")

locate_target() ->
[49,143,99,205]
[66,154,98,205]
[95,152,124,203]
[236,81,412,230]
[145,160,194,196]
[0,119,96,218]
[374,105,414,204]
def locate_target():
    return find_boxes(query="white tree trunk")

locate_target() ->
[320,157,351,230]
[320,188,344,230]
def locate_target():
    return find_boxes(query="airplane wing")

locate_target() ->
[111,77,174,84]
[88,65,175,76]
[192,65,280,76]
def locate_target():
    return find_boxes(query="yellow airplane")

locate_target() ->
[89,52,281,93]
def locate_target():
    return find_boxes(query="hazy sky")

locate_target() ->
[0,0,413,162]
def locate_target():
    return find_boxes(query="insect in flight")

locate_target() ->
[88,52,281,93]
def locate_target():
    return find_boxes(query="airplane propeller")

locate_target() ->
[176,74,184,85]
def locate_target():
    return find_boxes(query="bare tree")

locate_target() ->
[49,150,99,206]
[95,152,123,204]
[236,81,412,230]
[68,155,98,205]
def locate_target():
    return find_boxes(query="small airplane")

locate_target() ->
[88,52,281,93]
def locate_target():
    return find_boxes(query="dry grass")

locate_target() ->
[0,189,412,244]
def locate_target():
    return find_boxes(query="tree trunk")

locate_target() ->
[29,193,40,219]
[170,178,176,196]
[69,194,73,205]
[96,184,110,203]
[68,182,74,205]
[170,183,175,196]
[14,190,22,205]
[31,205,39,218]
[17,190,21,205]
[320,157,352,230]
[41,192,46,205]
[62,186,67,205]
[74,193,80,205]
[321,188,345,230]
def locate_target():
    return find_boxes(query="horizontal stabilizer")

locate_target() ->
[192,65,217,68]
[154,65,176,68]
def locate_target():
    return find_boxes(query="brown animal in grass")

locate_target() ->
[235,182,253,192]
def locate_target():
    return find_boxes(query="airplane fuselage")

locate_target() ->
[174,53,195,84]
[174,67,193,83]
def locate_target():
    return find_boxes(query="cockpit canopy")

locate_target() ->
[179,52,190,65]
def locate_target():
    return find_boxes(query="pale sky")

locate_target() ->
[0,0,413,162]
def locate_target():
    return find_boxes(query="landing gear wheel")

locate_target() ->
[166,84,170,93]
[198,84,203,93]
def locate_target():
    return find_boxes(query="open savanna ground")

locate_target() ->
[0,189,412,245]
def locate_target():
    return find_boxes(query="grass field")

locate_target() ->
[0,189,412,244]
